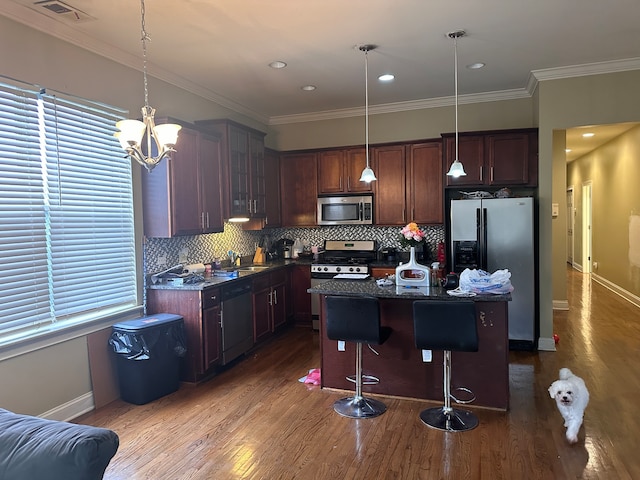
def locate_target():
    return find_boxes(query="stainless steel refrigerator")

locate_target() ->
[450,197,536,348]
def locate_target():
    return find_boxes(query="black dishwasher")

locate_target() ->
[220,280,253,365]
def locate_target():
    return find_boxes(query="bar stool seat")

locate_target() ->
[325,296,392,418]
[413,300,479,432]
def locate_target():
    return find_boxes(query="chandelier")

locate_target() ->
[358,45,377,183]
[115,0,181,172]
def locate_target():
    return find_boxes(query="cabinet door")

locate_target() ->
[271,283,287,330]
[485,133,529,185]
[252,287,272,343]
[264,148,282,227]
[198,132,224,233]
[280,153,318,226]
[203,304,221,369]
[373,145,406,225]
[170,127,202,235]
[249,132,266,216]
[317,150,345,194]
[444,135,485,186]
[228,125,249,217]
[408,141,443,224]
[291,265,311,326]
[345,148,373,193]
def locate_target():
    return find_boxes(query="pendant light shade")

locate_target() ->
[358,44,377,183]
[116,0,181,172]
[446,30,467,178]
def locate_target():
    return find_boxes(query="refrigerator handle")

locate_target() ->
[481,208,488,269]
[476,208,482,268]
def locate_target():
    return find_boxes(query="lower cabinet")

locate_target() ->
[252,269,288,343]
[147,287,221,383]
[290,264,312,326]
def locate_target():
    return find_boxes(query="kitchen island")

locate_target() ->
[308,279,511,410]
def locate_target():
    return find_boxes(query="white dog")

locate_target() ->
[548,368,589,444]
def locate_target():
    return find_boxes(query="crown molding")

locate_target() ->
[268,88,531,125]
[531,57,640,82]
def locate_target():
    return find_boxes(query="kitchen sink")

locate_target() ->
[237,266,270,272]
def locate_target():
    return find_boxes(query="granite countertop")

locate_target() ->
[147,260,308,291]
[307,278,511,302]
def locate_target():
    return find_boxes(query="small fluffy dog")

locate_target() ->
[548,368,589,444]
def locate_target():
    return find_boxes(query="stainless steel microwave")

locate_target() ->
[317,195,373,225]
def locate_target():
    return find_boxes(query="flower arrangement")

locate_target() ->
[399,222,427,248]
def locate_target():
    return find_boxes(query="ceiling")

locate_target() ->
[2,0,640,159]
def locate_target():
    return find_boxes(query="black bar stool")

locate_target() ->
[413,300,479,432]
[325,296,392,418]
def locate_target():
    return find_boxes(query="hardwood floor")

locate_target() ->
[78,268,640,479]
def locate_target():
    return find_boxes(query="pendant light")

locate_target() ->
[115,0,181,172]
[358,45,377,183]
[446,30,467,178]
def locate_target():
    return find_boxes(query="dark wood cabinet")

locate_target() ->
[251,269,288,344]
[196,119,266,220]
[290,264,312,326]
[141,121,224,237]
[147,287,221,383]
[373,140,443,225]
[263,148,282,228]
[444,129,538,188]
[317,147,372,195]
[280,152,318,226]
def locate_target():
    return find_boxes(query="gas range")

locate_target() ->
[311,240,376,277]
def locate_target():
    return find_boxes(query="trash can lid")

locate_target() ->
[112,313,183,333]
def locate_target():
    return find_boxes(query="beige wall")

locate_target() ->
[568,125,640,297]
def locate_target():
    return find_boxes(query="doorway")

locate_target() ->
[582,182,592,273]
[566,187,574,266]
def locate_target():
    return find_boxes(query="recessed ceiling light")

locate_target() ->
[467,62,485,70]
[378,74,394,82]
[301,85,317,91]
[269,61,287,69]
[582,132,595,138]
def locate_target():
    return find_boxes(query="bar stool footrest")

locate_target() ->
[346,374,380,386]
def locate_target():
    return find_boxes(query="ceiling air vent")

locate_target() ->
[34,0,94,22]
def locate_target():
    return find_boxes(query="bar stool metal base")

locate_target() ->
[419,406,479,432]
[333,395,387,419]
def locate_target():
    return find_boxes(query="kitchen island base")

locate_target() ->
[319,295,510,411]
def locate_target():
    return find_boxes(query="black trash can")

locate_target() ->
[109,313,186,405]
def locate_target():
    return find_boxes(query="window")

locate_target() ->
[0,81,137,346]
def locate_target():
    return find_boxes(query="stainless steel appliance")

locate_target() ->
[220,280,253,365]
[317,195,373,225]
[450,197,536,348]
[310,240,377,329]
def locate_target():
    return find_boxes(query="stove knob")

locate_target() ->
[323,266,328,272]
[349,267,355,272]
[354,267,360,272]
[336,267,341,272]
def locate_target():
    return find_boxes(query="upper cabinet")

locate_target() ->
[196,119,267,220]
[443,129,538,188]
[263,148,282,228]
[141,120,224,237]
[280,152,318,226]
[317,147,373,195]
[373,140,443,226]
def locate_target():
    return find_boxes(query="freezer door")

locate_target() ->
[450,199,480,241]
[483,197,535,343]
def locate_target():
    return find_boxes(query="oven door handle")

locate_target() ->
[359,202,364,221]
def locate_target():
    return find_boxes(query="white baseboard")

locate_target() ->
[538,337,557,351]
[592,273,640,309]
[40,392,95,422]
[553,300,570,310]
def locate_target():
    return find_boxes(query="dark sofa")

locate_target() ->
[0,408,119,480]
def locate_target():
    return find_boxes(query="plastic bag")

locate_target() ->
[459,268,514,294]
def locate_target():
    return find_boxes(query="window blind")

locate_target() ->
[0,81,137,343]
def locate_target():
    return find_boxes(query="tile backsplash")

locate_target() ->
[144,223,444,274]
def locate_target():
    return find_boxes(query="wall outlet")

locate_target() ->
[179,248,188,264]
[157,255,166,266]
[593,261,598,269]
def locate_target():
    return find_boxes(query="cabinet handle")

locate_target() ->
[339,176,343,191]
[268,291,273,306]
[347,176,350,191]
[253,199,257,213]
[480,166,483,182]
[205,212,210,229]
[490,166,494,182]
[273,289,278,304]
